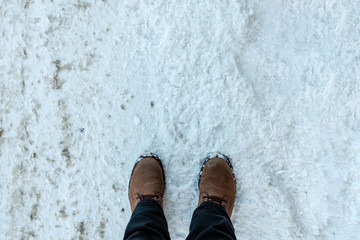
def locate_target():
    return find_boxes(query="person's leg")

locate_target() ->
[186,201,236,240]
[124,155,170,240]
[186,155,237,240]
[124,199,170,240]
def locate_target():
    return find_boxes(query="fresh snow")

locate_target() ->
[0,1,359,239]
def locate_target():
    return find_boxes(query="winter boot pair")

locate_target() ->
[128,155,236,217]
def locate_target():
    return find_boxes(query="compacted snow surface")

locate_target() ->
[0,1,359,239]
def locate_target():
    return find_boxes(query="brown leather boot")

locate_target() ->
[198,155,236,217]
[128,155,165,212]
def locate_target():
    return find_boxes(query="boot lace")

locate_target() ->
[203,195,228,205]
[136,193,161,201]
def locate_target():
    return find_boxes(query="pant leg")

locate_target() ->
[186,201,236,240]
[124,199,171,240]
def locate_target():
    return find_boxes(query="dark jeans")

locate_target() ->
[124,199,236,240]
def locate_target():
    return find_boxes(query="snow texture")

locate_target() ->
[0,0,359,239]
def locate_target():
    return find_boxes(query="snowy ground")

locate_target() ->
[0,0,359,239]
